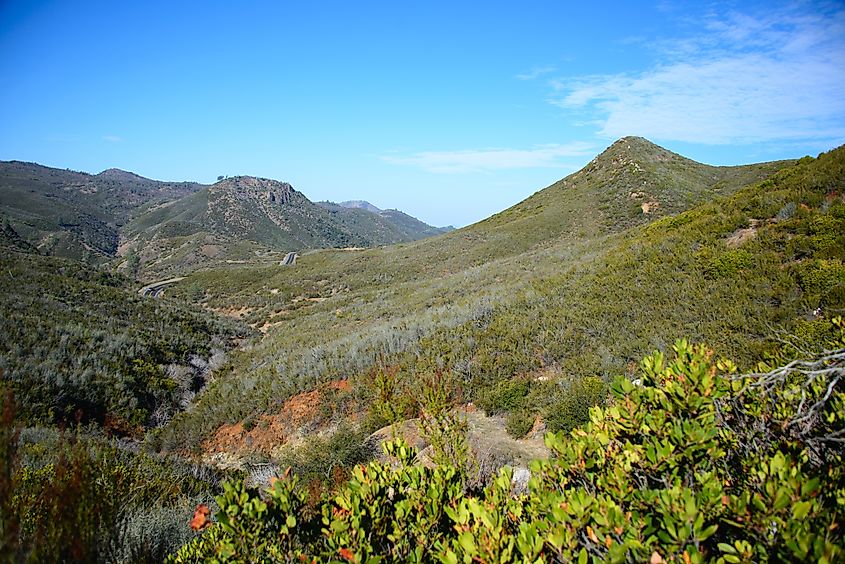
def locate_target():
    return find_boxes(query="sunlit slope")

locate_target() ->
[155,139,836,451]
[449,136,789,264]
[123,176,453,278]
[0,161,202,260]
[170,137,791,318]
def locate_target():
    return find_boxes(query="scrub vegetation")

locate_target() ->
[1,137,844,560]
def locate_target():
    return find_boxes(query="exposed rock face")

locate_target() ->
[206,176,311,237]
[216,176,298,205]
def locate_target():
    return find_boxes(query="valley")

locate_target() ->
[2,137,844,561]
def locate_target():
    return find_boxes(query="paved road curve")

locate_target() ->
[138,277,185,298]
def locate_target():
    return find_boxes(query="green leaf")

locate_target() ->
[547,530,565,550]
[458,532,476,554]
[801,478,820,497]
[578,548,588,564]
[718,543,738,554]
[699,524,718,541]
[792,500,812,520]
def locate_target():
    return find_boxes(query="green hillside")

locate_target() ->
[3,139,843,561]
[0,163,454,280]
[0,161,202,260]
[156,139,837,452]
[121,176,454,279]
[156,140,844,562]
[0,247,250,430]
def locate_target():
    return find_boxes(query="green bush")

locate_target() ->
[477,377,530,415]
[797,259,845,295]
[544,375,606,433]
[505,409,535,439]
[708,248,754,278]
[822,284,845,311]
[274,425,373,489]
[0,381,226,562]
[169,336,845,562]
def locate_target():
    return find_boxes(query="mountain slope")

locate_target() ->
[441,136,792,267]
[158,138,829,452]
[0,247,249,430]
[0,161,454,278]
[378,208,454,239]
[123,176,453,278]
[337,200,382,213]
[6,138,842,561]
[318,200,453,243]
[0,161,203,260]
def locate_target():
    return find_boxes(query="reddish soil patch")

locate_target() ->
[203,380,351,455]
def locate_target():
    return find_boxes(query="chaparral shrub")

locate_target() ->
[171,324,845,563]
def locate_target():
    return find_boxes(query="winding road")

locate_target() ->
[138,277,185,298]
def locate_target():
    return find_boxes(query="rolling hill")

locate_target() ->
[121,176,454,278]
[4,137,844,561]
[318,200,453,242]
[0,162,456,279]
[336,200,383,213]
[0,161,203,260]
[156,137,840,455]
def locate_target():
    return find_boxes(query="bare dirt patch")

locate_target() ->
[210,306,253,318]
[203,380,352,457]
[368,407,550,469]
[257,320,285,334]
[641,201,660,214]
[292,295,328,304]
[725,219,762,248]
[201,244,222,258]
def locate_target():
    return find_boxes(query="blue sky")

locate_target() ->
[1,1,843,227]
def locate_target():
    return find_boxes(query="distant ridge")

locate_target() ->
[0,160,203,260]
[318,200,453,242]
[0,138,793,277]
[123,176,453,277]
[338,200,382,213]
[97,168,148,181]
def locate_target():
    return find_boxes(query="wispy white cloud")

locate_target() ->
[103,135,122,143]
[549,4,845,145]
[515,65,556,81]
[381,142,594,174]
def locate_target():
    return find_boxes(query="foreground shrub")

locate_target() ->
[171,334,845,562]
[0,383,224,562]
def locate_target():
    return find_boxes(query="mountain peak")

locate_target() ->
[217,175,294,190]
[97,168,148,181]
[602,136,672,158]
[338,200,382,213]
[211,176,303,207]
[578,137,687,178]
